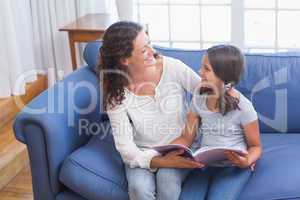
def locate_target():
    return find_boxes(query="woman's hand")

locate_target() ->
[224,150,255,170]
[151,149,205,169]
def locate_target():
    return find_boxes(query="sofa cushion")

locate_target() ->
[239,133,300,200]
[56,190,87,200]
[238,54,300,133]
[61,131,300,200]
[59,121,129,200]
[83,41,102,72]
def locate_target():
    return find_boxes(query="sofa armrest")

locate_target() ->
[13,66,105,200]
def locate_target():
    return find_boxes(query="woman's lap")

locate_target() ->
[125,166,192,200]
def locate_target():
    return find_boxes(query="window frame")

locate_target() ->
[135,0,300,52]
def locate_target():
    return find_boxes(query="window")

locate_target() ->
[136,0,231,49]
[245,0,300,52]
[136,0,300,52]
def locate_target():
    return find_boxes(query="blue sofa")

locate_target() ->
[14,41,300,200]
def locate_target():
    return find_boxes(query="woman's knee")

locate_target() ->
[156,168,189,200]
[128,184,155,200]
[156,168,189,185]
[126,168,156,200]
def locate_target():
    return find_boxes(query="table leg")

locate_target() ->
[68,32,77,70]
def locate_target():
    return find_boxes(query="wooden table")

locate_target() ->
[59,14,113,70]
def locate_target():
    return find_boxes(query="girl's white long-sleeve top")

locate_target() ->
[107,56,201,170]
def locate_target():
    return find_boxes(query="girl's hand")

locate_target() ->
[161,149,205,169]
[224,150,253,169]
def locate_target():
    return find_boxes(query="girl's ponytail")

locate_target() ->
[206,45,245,115]
[218,82,240,115]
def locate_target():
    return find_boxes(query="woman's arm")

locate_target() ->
[150,112,203,169]
[108,105,203,170]
[108,105,159,170]
[170,112,200,147]
[174,59,201,93]
[150,149,204,169]
[170,58,202,146]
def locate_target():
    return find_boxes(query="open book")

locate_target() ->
[153,144,248,166]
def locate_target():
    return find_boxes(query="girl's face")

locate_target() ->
[124,30,156,69]
[199,55,224,90]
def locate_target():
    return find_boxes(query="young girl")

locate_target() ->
[172,45,262,200]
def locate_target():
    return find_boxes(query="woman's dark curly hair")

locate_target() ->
[200,45,245,115]
[98,21,143,110]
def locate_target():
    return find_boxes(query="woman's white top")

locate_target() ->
[107,56,201,170]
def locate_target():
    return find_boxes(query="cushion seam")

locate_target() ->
[66,157,127,191]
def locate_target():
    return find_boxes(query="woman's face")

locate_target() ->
[125,30,156,69]
[199,55,223,90]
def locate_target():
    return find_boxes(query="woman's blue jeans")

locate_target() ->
[125,166,190,200]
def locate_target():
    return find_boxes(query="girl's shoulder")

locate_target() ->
[234,90,258,125]
[235,90,257,114]
[237,91,253,107]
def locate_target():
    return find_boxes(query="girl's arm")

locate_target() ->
[170,112,200,147]
[243,120,262,165]
[225,120,262,168]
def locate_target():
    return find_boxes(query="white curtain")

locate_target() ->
[115,0,135,21]
[0,0,118,98]
[0,0,37,97]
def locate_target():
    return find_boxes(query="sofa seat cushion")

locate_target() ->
[60,130,300,200]
[239,133,300,200]
[59,128,129,200]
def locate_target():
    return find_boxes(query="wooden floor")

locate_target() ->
[0,164,33,200]
[0,74,47,199]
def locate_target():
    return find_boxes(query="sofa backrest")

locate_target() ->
[84,41,300,134]
[240,53,300,133]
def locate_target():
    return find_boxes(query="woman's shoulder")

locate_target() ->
[161,56,190,77]
[162,56,184,65]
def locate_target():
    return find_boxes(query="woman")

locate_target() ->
[98,21,203,200]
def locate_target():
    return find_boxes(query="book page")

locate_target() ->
[192,146,248,165]
[152,144,194,158]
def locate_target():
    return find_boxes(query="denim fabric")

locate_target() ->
[125,166,191,200]
[186,167,252,200]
